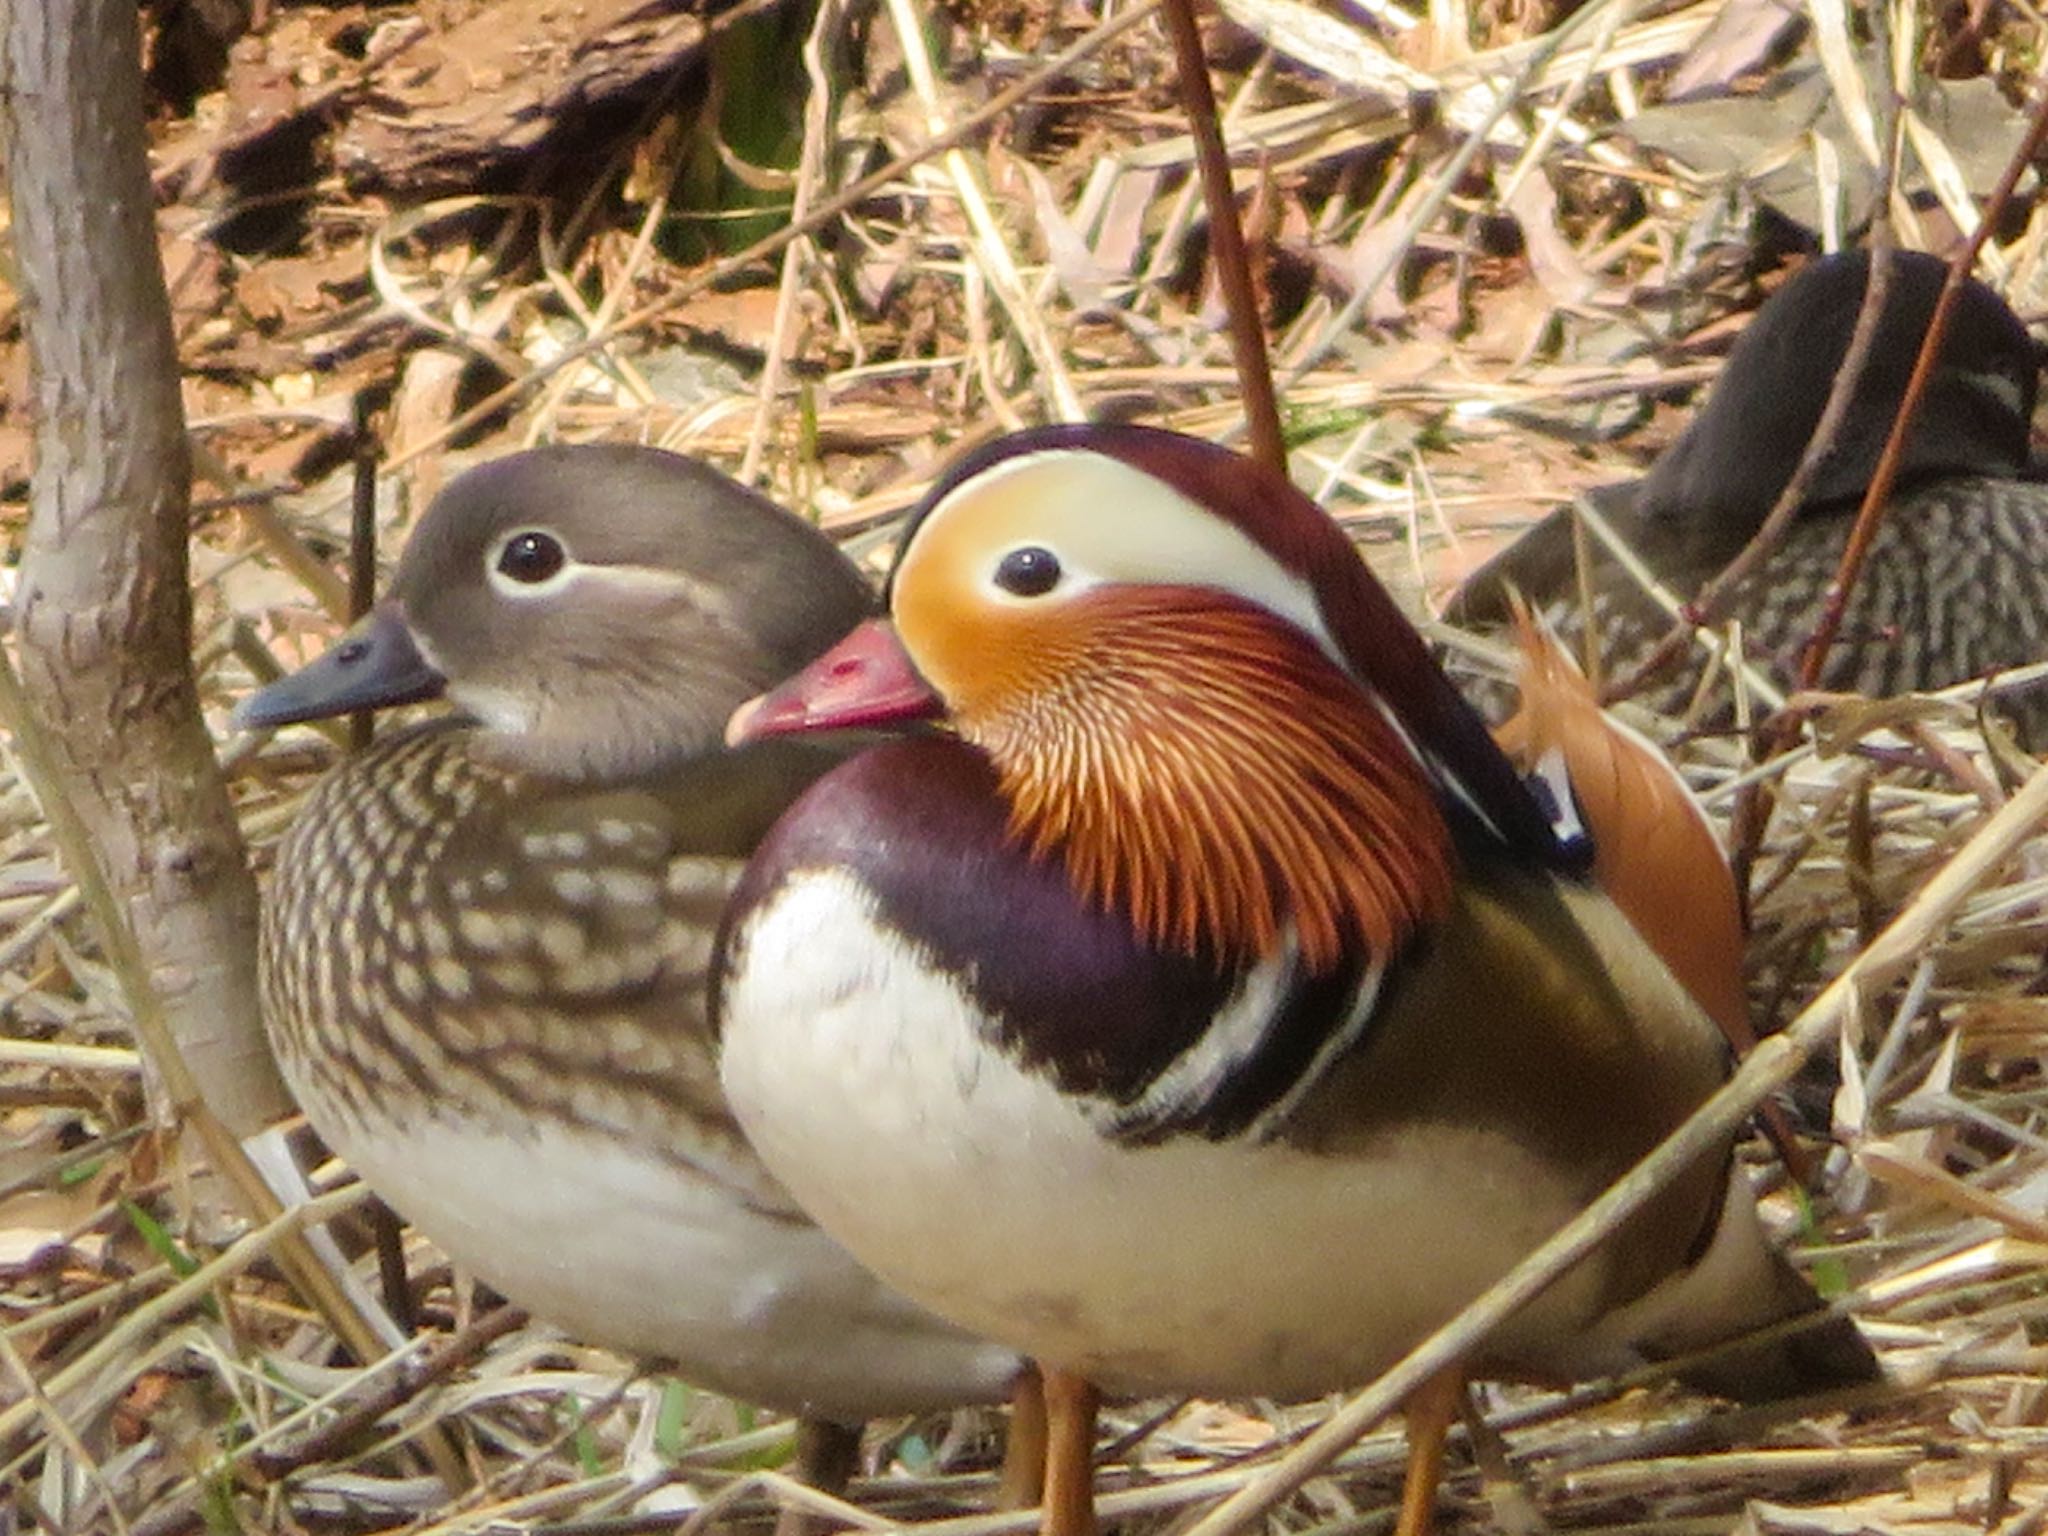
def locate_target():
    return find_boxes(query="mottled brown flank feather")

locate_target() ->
[262,718,852,1204]
[1492,602,1752,1050]
[961,589,1456,972]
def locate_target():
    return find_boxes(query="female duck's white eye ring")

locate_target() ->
[994,545,1062,597]
[492,528,569,589]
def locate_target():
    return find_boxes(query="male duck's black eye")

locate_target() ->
[497,530,566,584]
[994,546,1062,597]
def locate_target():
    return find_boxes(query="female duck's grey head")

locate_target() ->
[237,446,874,780]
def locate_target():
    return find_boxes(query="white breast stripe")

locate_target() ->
[1094,937,1391,1146]
[1243,949,1390,1143]
[1094,950,1293,1140]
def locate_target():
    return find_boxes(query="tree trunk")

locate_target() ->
[3,0,288,1136]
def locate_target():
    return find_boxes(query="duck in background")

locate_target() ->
[716,424,1879,1536]
[1449,249,2048,743]
[238,446,1025,1509]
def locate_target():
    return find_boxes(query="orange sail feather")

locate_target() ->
[1491,596,1755,1055]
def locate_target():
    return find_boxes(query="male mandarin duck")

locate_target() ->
[1450,248,2048,740]
[237,446,1024,1497]
[715,425,1879,1536]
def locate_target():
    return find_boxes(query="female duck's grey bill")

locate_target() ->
[234,606,447,729]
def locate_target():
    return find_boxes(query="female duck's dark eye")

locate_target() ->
[497,530,566,584]
[994,545,1061,597]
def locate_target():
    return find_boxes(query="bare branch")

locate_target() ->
[2,0,286,1136]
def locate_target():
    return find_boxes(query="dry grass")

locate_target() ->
[6,0,2048,1529]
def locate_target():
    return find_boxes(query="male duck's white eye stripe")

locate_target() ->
[919,448,1349,664]
[914,445,1447,789]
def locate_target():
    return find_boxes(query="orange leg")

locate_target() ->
[1393,1367,1465,1536]
[1041,1366,1101,1536]
[999,1364,1050,1510]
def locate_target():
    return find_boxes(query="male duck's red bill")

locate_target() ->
[727,617,942,745]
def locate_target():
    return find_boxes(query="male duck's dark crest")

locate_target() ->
[741,425,1567,972]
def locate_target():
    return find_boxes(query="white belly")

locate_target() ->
[301,1097,1020,1421]
[721,871,1624,1400]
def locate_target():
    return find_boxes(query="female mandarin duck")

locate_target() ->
[238,446,1025,1505]
[715,425,1878,1536]
[1451,249,2048,739]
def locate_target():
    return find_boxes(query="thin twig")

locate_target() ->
[1798,85,2048,690]
[741,0,841,484]
[348,392,379,751]
[1163,0,1284,472]
[247,1304,530,1480]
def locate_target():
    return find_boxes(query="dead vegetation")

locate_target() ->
[6,0,2048,1530]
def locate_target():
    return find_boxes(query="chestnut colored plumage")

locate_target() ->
[972,593,1455,972]
[1451,249,2048,738]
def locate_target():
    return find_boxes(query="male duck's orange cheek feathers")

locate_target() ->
[727,619,943,744]
[890,567,1100,731]
[976,594,1459,974]
[741,579,1459,975]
